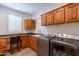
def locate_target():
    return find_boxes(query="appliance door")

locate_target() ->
[50,39,78,56]
[37,38,49,56]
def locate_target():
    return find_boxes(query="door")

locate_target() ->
[30,37,37,52]
[65,3,79,22]
[41,14,47,26]
[0,38,8,55]
[24,19,36,30]
[20,35,29,48]
[24,20,30,30]
[27,20,32,29]
[47,11,54,25]
[31,20,36,29]
[54,7,65,24]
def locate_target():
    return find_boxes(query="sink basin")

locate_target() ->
[26,33,43,35]
[31,35,42,37]
[38,35,56,39]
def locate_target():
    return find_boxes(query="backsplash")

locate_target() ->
[37,22,79,35]
[46,22,79,35]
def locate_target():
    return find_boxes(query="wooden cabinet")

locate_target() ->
[26,36,31,47]
[54,7,65,24]
[65,3,79,23]
[30,36,37,52]
[20,35,37,52]
[41,12,54,26]
[41,3,79,26]
[41,14,47,26]
[20,36,27,48]
[24,19,36,30]
[46,11,54,25]
[0,37,8,55]
[20,35,30,48]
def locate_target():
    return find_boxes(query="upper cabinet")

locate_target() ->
[41,14,47,26]
[54,7,65,24]
[46,11,54,25]
[24,19,36,30]
[65,3,79,23]
[41,3,79,26]
[41,11,54,26]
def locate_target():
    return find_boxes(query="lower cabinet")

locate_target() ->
[0,35,37,54]
[0,37,8,55]
[20,35,29,48]
[30,36,37,52]
[20,35,37,52]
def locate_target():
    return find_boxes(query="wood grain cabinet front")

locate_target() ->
[20,36,29,48]
[24,19,36,30]
[46,11,54,25]
[20,35,37,52]
[41,3,79,26]
[30,36,37,52]
[54,7,65,24]
[0,38,8,55]
[65,3,79,23]
[41,14,47,26]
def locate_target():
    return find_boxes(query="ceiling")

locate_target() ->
[0,3,53,15]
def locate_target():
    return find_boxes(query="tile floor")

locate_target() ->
[5,47,37,56]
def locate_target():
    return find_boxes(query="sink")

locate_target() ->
[31,35,43,37]
[38,35,56,39]
[26,33,43,35]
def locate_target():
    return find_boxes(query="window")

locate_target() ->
[8,14,22,33]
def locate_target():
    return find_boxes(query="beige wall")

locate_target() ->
[0,5,32,34]
[32,3,79,35]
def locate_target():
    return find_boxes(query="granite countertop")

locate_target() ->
[0,32,43,38]
[0,32,79,40]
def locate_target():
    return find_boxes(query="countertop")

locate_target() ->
[0,32,43,38]
[57,34,79,40]
[0,32,79,41]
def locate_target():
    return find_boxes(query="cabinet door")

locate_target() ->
[0,38,8,55]
[30,37,37,52]
[54,7,65,24]
[41,14,47,26]
[47,12,54,25]
[24,19,36,30]
[26,36,31,47]
[65,4,79,22]
[30,20,36,29]
[28,20,32,29]
[20,36,26,48]
[24,20,29,30]
[20,36,28,48]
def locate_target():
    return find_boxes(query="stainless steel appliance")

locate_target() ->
[50,37,78,56]
[37,35,56,56]
[37,34,79,56]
